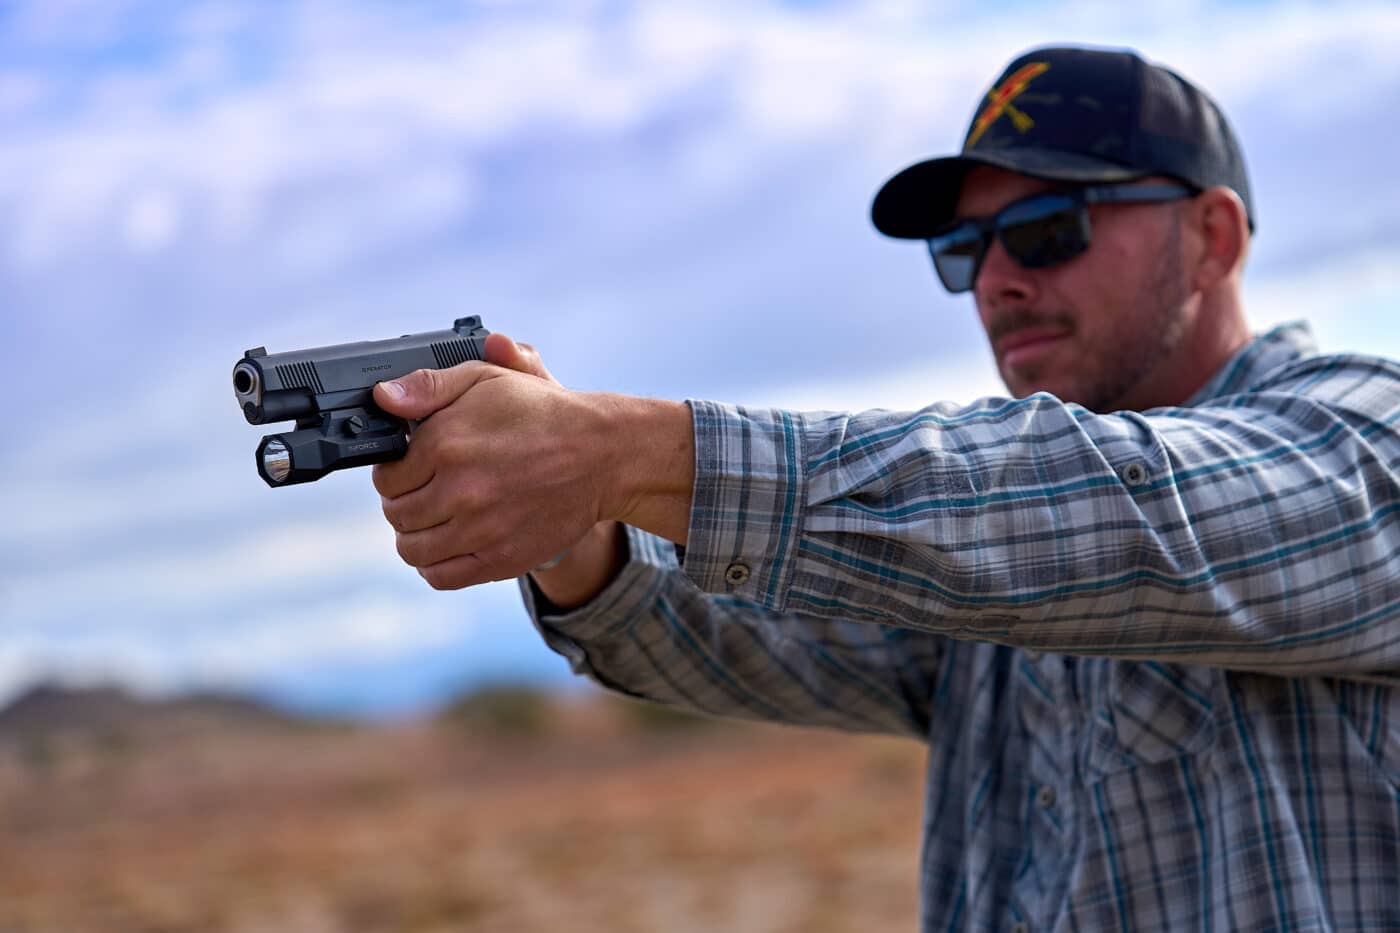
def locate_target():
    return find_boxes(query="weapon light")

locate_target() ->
[260,438,292,485]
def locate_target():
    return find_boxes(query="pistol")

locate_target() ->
[233,316,491,486]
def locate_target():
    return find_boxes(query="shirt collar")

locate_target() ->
[1185,321,1318,406]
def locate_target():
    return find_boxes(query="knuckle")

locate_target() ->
[402,367,440,404]
[439,434,472,465]
[399,369,425,395]
[454,484,486,515]
[419,564,457,591]
[383,492,428,530]
[371,464,393,496]
[493,539,521,570]
[395,532,424,567]
[421,367,443,396]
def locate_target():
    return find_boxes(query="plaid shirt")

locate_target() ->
[524,323,1400,932]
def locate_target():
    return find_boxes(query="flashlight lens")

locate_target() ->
[262,439,292,483]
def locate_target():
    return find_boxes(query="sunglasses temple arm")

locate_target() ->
[1083,183,1194,205]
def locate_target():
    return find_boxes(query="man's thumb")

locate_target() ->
[373,365,483,419]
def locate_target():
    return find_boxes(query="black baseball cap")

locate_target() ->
[871,46,1254,239]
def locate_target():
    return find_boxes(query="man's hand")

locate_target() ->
[372,334,693,591]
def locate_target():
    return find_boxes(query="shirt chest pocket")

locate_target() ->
[1080,660,1220,779]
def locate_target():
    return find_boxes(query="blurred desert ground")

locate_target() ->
[0,683,925,933]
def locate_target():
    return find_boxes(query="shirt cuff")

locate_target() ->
[681,399,810,613]
[520,523,680,649]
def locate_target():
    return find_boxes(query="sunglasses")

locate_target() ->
[926,182,1196,293]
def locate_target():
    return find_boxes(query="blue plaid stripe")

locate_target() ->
[525,323,1400,931]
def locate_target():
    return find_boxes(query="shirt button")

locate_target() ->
[1119,461,1149,486]
[724,562,752,586]
[1010,922,1030,933]
[1037,785,1057,809]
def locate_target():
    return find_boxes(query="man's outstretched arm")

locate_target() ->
[373,331,1400,679]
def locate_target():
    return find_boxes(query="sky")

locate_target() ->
[3,0,1399,717]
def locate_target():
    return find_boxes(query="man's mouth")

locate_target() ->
[996,326,1072,370]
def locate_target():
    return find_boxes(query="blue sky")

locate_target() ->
[3,0,1399,717]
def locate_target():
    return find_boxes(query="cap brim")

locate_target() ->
[870,149,1147,239]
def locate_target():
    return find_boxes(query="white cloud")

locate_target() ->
[124,188,182,254]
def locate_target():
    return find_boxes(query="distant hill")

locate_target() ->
[0,682,302,747]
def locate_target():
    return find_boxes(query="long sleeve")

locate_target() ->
[522,524,945,737]
[680,327,1400,679]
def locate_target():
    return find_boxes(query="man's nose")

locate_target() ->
[974,237,1037,306]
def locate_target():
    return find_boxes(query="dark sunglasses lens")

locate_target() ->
[927,225,984,293]
[999,197,1090,269]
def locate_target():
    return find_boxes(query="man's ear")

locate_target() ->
[1189,186,1250,292]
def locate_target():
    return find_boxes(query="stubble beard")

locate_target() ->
[1070,224,1189,413]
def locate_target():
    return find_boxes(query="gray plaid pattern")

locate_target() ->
[524,324,1400,931]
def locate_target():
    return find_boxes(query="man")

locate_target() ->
[372,46,1400,930]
